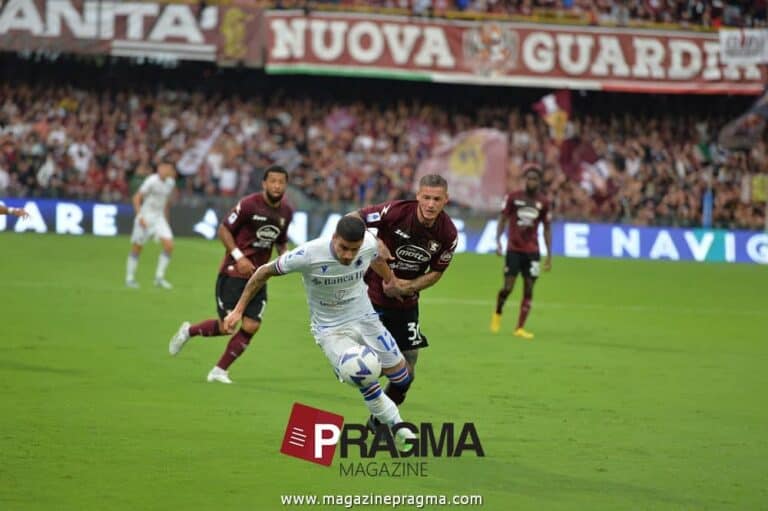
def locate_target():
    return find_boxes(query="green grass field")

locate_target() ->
[1,233,767,511]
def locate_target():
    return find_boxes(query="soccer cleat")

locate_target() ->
[207,366,233,384]
[514,328,534,340]
[126,279,140,289]
[168,321,191,356]
[490,312,502,333]
[154,278,173,289]
[394,424,417,453]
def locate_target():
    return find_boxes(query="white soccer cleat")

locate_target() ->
[154,278,173,289]
[126,279,140,289]
[207,366,233,384]
[394,424,417,452]
[169,321,191,356]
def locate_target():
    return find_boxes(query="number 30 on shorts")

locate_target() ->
[407,322,422,344]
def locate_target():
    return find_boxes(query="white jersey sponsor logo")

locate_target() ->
[275,232,379,327]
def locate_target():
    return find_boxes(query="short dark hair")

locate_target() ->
[335,216,366,242]
[419,174,448,190]
[263,165,288,181]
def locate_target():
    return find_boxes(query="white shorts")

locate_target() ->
[130,215,173,245]
[312,314,405,375]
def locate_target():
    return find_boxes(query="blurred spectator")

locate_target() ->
[318,0,766,27]
[0,77,764,229]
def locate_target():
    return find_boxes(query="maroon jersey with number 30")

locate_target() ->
[358,200,458,309]
[218,193,293,278]
[502,191,550,254]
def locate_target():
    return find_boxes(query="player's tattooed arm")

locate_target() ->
[223,261,279,332]
[240,261,278,306]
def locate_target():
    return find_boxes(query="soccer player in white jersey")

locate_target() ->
[125,161,177,289]
[222,216,415,446]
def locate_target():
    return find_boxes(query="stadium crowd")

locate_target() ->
[308,0,766,28]
[0,81,765,230]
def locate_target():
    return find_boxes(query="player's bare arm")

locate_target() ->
[495,214,508,256]
[223,261,279,332]
[276,242,288,256]
[370,254,397,285]
[0,205,29,218]
[218,223,256,275]
[376,239,394,261]
[543,222,553,271]
[389,270,444,297]
[132,191,146,227]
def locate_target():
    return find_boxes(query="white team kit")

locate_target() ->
[131,174,175,245]
[274,231,404,371]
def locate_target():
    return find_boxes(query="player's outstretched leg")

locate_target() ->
[383,354,415,405]
[359,380,416,451]
[169,319,224,356]
[372,359,415,437]
[126,245,142,288]
[207,320,260,383]
[492,276,515,333]
[514,277,535,340]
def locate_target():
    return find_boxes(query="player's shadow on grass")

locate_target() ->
[0,361,85,375]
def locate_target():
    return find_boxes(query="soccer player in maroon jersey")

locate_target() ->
[0,205,29,218]
[352,174,458,413]
[491,164,552,339]
[168,166,293,384]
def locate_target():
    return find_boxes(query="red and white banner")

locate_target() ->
[414,129,508,212]
[0,0,263,65]
[266,11,764,95]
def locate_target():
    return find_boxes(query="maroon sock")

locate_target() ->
[188,319,221,337]
[517,298,532,329]
[216,329,254,370]
[189,319,221,337]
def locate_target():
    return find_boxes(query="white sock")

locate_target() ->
[155,252,171,280]
[364,393,403,426]
[126,254,138,281]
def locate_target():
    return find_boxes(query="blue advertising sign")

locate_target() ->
[3,198,767,264]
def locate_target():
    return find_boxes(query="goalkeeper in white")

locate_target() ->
[223,216,415,447]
